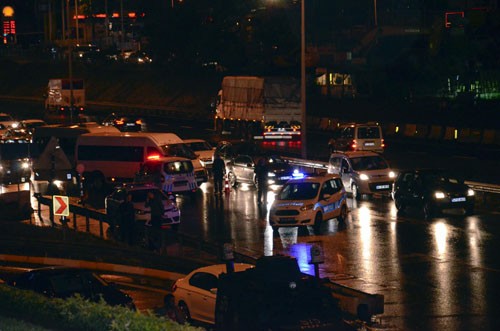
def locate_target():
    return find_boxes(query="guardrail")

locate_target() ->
[284,157,500,195]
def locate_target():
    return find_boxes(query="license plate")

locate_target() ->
[364,142,375,146]
[376,184,390,190]
[280,217,295,224]
[452,197,466,202]
[279,176,291,181]
[126,123,135,126]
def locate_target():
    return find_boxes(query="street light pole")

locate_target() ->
[300,0,307,159]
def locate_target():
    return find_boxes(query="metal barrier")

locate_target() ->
[284,157,500,194]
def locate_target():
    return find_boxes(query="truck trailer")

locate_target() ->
[45,78,85,113]
[214,76,301,140]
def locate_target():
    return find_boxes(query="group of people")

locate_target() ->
[116,190,166,252]
[212,153,269,204]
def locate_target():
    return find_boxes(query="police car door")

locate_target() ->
[318,179,342,220]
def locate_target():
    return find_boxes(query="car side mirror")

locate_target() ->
[247,163,253,167]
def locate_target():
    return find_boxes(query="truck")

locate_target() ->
[214,76,302,141]
[45,78,85,112]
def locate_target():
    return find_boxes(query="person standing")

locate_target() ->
[212,153,226,195]
[254,158,269,205]
[119,193,135,245]
[145,191,164,252]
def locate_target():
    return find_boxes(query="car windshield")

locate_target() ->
[161,143,197,159]
[422,172,462,185]
[357,127,380,138]
[278,182,320,200]
[268,156,287,165]
[164,160,193,174]
[351,156,388,171]
[187,141,212,151]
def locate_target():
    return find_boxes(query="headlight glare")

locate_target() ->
[434,191,445,199]
[359,173,369,181]
[300,204,314,211]
[467,189,475,196]
[389,171,396,178]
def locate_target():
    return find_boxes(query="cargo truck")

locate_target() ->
[45,78,85,112]
[214,76,301,140]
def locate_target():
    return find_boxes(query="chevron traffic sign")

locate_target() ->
[53,195,69,217]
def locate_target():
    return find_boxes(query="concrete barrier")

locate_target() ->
[414,124,429,139]
[443,127,457,141]
[403,124,417,138]
[383,123,398,136]
[458,128,482,144]
[428,125,443,140]
[319,117,330,130]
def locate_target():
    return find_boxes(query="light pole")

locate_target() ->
[300,0,307,159]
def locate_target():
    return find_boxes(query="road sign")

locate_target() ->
[53,195,69,216]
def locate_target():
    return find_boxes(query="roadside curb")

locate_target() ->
[0,254,186,280]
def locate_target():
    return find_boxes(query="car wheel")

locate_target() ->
[178,301,191,322]
[352,184,361,201]
[338,205,348,223]
[313,212,323,233]
[423,201,435,219]
[228,172,237,187]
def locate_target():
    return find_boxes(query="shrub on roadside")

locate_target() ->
[0,284,201,331]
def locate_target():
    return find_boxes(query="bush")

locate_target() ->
[0,284,201,331]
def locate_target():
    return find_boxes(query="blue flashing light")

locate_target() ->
[292,169,304,178]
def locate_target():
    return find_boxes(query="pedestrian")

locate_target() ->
[254,157,269,205]
[145,191,164,252]
[119,193,135,245]
[212,153,226,195]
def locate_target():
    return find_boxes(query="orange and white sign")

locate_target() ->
[53,195,69,216]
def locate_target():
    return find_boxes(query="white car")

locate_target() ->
[269,173,348,231]
[327,151,396,200]
[184,139,215,170]
[20,119,47,134]
[105,184,180,227]
[172,263,254,325]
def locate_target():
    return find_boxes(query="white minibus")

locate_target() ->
[75,132,207,185]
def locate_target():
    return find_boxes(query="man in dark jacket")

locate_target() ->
[119,193,135,245]
[254,158,269,205]
[212,154,226,195]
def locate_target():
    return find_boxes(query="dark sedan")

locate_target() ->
[7,266,135,309]
[227,154,297,188]
[102,113,143,132]
[392,169,475,219]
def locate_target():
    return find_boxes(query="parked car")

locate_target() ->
[0,113,18,129]
[227,154,297,188]
[7,266,135,309]
[105,184,180,228]
[101,113,143,132]
[328,151,396,200]
[392,168,475,219]
[172,263,254,325]
[20,119,47,135]
[328,122,384,153]
[269,173,348,231]
[184,139,215,170]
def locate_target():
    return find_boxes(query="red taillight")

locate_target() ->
[147,154,160,160]
[115,120,124,125]
[351,139,357,150]
[136,119,142,125]
[381,139,385,148]
[59,107,64,111]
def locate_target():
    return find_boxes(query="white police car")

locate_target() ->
[269,173,348,231]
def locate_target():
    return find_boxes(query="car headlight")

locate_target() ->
[359,173,369,181]
[267,172,276,177]
[467,189,475,196]
[389,171,396,178]
[434,191,446,199]
[300,204,314,211]
[22,162,30,169]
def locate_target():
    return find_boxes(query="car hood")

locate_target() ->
[429,182,470,194]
